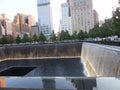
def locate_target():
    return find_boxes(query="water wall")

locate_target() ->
[0,42,120,77]
[0,43,82,60]
[81,43,120,77]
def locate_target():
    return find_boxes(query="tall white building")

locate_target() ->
[37,0,53,39]
[61,3,72,35]
[68,0,94,33]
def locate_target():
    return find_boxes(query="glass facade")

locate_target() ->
[37,0,50,5]
[37,0,52,39]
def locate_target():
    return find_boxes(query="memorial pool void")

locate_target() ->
[0,42,120,77]
[0,58,85,77]
[0,42,120,90]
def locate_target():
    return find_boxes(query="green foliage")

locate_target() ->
[32,34,38,41]
[89,19,118,38]
[113,8,120,36]
[71,31,77,40]
[16,35,22,43]
[84,31,89,38]
[50,31,57,41]
[0,35,14,44]
[0,36,8,44]
[29,37,33,42]
[89,7,120,38]
[102,19,115,37]
[7,35,14,44]
[77,30,88,40]
[60,30,71,40]
[22,34,32,43]
[89,25,101,38]
[39,32,46,41]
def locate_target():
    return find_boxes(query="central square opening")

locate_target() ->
[0,67,36,76]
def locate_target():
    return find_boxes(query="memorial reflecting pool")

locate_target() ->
[0,58,85,77]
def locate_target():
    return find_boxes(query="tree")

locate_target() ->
[89,25,102,38]
[60,30,71,40]
[77,30,87,40]
[29,37,33,42]
[71,31,77,40]
[32,34,38,41]
[22,34,31,43]
[84,31,89,39]
[16,35,22,43]
[88,22,114,38]
[0,35,14,44]
[50,31,57,41]
[39,32,46,41]
[101,19,115,37]
[7,35,14,44]
[113,7,120,36]
[0,36,8,44]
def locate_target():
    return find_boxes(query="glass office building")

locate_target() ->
[37,0,53,39]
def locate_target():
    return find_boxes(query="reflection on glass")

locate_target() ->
[0,78,6,88]
[42,78,55,89]
[71,78,96,90]
[0,77,120,90]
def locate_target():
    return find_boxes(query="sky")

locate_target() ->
[0,0,118,31]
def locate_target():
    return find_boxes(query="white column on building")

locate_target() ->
[61,3,72,35]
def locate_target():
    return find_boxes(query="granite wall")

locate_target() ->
[0,43,82,60]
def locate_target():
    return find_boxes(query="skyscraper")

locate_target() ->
[37,0,53,39]
[93,10,99,26]
[28,14,36,27]
[61,3,72,35]
[14,13,35,34]
[68,0,94,33]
